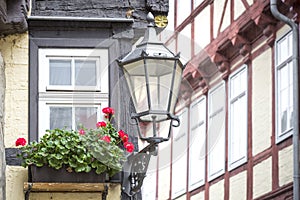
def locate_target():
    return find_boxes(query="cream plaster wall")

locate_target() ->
[190,191,204,200]
[209,179,224,200]
[175,194,187,200]
[278,145,293,187]
[234,0,246,20]
[0,34,28,148]
[6,166,28,200]
[252,49,272,156]
[0,33,29,200]
[253,157,272,198]
[229,171,247,200]
[194,6,211,52]
[213,0,231,38]
[276,25,292,39]
[247,0,254,6]
[178,24,192,63]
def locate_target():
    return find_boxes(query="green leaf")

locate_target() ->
[96,165,106,174]
[54,154,63,160]
[85,166,92,173]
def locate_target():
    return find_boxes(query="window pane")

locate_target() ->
[278,63,293,134]
[75,107,97,129]
[172,109,188,198]
[50,107,72,130]
[277,37,288,64]
[49,60,71,85]
[208,109,225,176]
[210,85,225,113]
[276,32,294,142]
[75,60,97,86]
[230,96,247,164]
[279,65,288,90]
[208,83,225,180]
[189,98,206,190]
[228,67,247,170]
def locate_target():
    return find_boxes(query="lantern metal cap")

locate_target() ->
[118,12,182,66]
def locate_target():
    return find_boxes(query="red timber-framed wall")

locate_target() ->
[141,0,299,200]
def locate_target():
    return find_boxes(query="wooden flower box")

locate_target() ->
[29,165,107,183]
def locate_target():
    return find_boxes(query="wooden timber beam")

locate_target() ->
[23,182,113,192]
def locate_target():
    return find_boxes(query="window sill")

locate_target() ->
[23,182,118,200]
[24,182,117,192]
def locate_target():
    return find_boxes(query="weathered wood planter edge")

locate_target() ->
[29,165,113,183]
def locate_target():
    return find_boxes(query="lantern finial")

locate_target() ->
[146,12,155,27]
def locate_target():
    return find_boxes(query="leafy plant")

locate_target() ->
[16,107,134,177]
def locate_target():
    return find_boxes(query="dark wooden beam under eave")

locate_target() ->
[0,0,29,36]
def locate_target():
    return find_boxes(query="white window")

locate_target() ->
[275,31,293,143]
[208,82,225,181]
[189,97,206,191]
[228,65,248,170]
[172,108,188,198]
[38,49,109,137]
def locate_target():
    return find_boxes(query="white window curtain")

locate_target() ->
[172,108,188,198]
[208,82,225,181]
[189,97,206,190]
[228,65,248,170]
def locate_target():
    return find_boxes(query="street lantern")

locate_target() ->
[118,12,185,144]
[118,12,185,197]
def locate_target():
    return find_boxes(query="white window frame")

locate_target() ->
[38,48,109,137]
[39,49,108,92]
[275,31,294,143]
[228,65,248,171]
[188,97,206,191]
[172,108,188,199]
[207,82,225,181]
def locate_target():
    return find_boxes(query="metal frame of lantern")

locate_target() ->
[128,52,182,144]
[118,12,185,197]
[118,13,185,145]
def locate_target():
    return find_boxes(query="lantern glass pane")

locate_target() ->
[146,59,174,112]
[169,62,183,114]
[138,119,172,140]
[123,60,149,113]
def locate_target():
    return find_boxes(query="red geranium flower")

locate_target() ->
[78,129,85,135]
[122,134,129,143]
[102,107,115,115]
[118,130,129,142]
[118,130,125,138]
[15,138,26,146]
[124,142,134,153]
[101,135,111,143]
[96,121,106,128]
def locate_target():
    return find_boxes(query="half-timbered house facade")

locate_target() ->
[142,0,299,200]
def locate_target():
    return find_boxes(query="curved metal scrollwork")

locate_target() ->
[122,143,157,197]
[129,152,151,194]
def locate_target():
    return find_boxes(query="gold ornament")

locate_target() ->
[154,15,168,28]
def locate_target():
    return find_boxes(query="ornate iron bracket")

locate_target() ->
[121,142,158,197]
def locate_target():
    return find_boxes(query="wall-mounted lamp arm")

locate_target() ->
[121,142,158,197]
